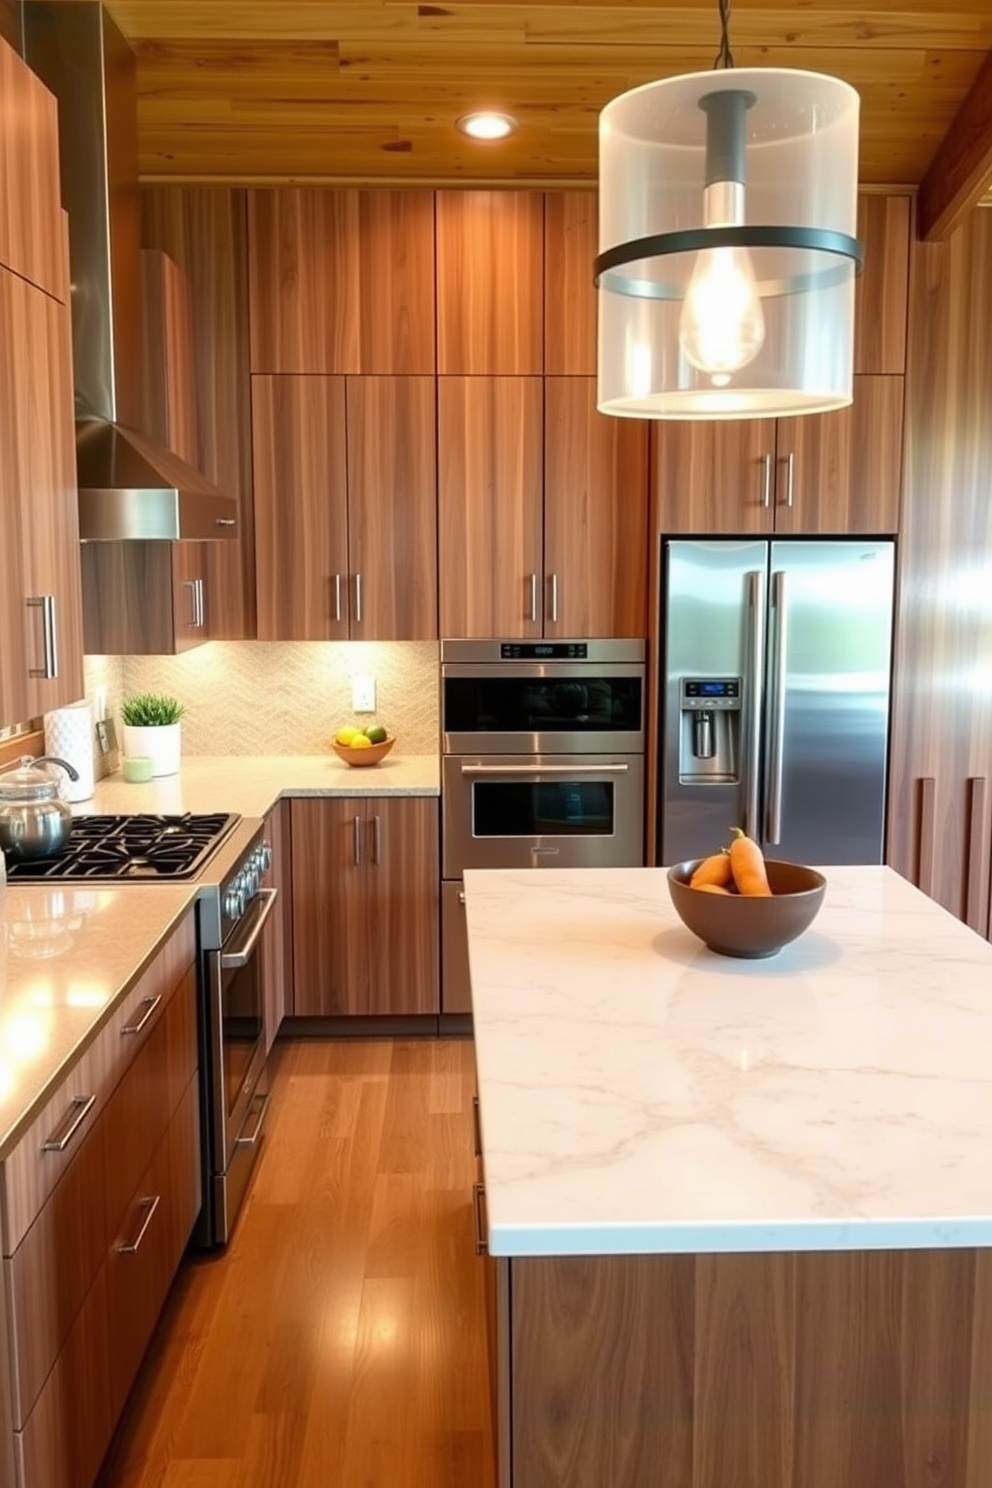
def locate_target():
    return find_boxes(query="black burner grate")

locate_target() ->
[3,813,240,882]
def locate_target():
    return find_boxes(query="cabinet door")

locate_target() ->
[290,799,369,1016]
[544,377,649,637]
[652,418,777,535]
[0,269,31,727]
[366,798,439,1016]
[436,191,544,374]
[248,188,435,374]
[262,800,290,1055]
[346,375,438,639]
[544,191,598,376]
[438,376,544,638]
[774,375,904,535]
[0,39,63,301]
[855,194,911,376]
[252,374,349,639]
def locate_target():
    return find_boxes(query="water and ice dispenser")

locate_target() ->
[678,678,741,783]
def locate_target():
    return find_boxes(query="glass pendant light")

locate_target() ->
[595,0,863,420]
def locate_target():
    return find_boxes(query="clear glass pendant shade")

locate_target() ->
[596,68,861,419]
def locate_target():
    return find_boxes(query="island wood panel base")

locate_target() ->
[507,1248,992,1488]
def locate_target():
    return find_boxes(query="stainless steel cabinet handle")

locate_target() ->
[354,572,363,624]
[550,572,559,624]
[371,814,382,866]
[235,1091,270,1150]
[183,579,198,628]
[461,762,629,776]
[215,517,237,528]
[353,814,363,867]
[472,1095,482,1158]
[745,570,765,843]
[766,570,788,845]
[761,453,773,508]
[781,451,795,508]
[118,1195,161,1254]
[120,994,162,1037]
[195,577,205,628]
[26,594,58,679]
[220,888,279,970]
[458,890,466,905]
[42,1094,96,1153]
[334,573,343,624]
[472,1182,488,1255]
[528,573,538,624]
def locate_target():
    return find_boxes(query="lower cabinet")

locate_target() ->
[290,796,439,1016]
[0,912,200,1488]
[261,799,292,1054]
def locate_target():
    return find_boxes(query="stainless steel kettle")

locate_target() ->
[0,755,80,863]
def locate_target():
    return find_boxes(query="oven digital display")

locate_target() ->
[500,643,588,659]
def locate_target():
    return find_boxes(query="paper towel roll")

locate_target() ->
[43,702,95,802]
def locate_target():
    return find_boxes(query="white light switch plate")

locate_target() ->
[352,674,376,713]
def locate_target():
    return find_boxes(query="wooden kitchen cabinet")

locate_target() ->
[436,190,544,374]
[0,39,64,302]
[653,375,904,536]
[0,264,84,729]
[0,911,198,1488]
[854,192,911,375]
[544,190,598,376]
[261,799,292,1055]
[290,797,439,1018]
[253,373,437,640]
[248,187,436,374]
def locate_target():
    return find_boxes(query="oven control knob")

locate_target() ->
[224,885,245,921]
[243,863,261,899]
[259,841,273,873]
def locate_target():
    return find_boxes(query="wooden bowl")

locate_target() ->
[667,859,827,959]
[331,736,395,768]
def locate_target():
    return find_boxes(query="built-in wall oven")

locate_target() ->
[441,639,646,1014]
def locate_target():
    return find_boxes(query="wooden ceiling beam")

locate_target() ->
[918,46,992,240]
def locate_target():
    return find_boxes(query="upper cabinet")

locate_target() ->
[436,191,544,374]
[854,193,911,375]
[0,42,63,302]
[544,190,598,375]
[248,188,436,375]
[252,373,437,640]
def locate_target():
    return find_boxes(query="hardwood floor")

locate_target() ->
[97,1039,495,1488]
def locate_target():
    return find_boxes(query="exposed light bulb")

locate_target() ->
[678,243,765,381]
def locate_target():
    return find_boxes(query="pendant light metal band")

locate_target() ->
[594,224,863,300]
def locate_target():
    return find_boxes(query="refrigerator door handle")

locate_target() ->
[745,569,765,842]
[766,570,788,845]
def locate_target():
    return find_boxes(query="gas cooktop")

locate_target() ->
[3,813,241,883]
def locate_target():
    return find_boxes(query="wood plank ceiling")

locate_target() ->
[91,1,992,194]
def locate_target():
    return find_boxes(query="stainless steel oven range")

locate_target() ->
[440,639,646,1015]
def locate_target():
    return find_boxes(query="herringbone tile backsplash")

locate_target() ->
[85,641,439,756]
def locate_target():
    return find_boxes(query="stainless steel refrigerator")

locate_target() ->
[659,538,895,867]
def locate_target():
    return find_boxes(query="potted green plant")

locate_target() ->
[120,693,186,778]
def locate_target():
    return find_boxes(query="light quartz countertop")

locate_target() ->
[0,752,438,1160]
[463,865,992,1258]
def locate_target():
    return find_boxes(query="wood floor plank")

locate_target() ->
[98,1038,494,1488]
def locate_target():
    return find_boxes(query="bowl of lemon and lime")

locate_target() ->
[332,722,395,767]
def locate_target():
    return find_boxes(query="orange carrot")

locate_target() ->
[728,827,772,896]
[689,850,733,889]
[692,883,733,895]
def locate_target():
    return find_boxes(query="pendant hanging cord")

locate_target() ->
[713,0,735,69]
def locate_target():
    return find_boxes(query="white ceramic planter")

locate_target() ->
[121,722,182,778]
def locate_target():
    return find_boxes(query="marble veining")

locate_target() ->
[463,866,992,1256]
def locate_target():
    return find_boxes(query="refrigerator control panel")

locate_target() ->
[680,678,741,710]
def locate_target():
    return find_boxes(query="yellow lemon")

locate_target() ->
[335,725,359,745]
[349,734,372,749]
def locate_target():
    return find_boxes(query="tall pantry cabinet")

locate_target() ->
[0,37,83,733]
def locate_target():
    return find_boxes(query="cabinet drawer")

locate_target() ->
[106,1073,201,1422]
[2,911,195,1254]
[13,1263,113,1488]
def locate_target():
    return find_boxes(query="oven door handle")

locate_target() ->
[460,763,630,776]
[220,888,278,970]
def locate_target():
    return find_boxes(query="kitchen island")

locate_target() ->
[463,865,992,1488]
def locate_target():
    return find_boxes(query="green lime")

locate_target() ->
[364,724,388,744]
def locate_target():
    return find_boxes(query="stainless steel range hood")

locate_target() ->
[23,1,239,541]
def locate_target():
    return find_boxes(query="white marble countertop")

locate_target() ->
[464,865,992,1258]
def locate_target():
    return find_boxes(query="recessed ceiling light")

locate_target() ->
[456,112,518,141]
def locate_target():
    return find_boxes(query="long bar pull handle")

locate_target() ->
[781,452,795,508]
[220,889,278,970]
[120,994,162,1037]
[353,814,363,867]
[195,577,205,629]
[118,1195,161,1255]
[27,595,58,679]
[461,762,629,777]
[354,572,363,625]
[235,1091,270,1150]
[761,453,773,508]
[183,579,198,628]
[965,778,989,933]
[766,570,788,846]
[744,570,765,844]
[528,573,538,624]
[334,573,343,624]
[472,1182,488,1255]
[550,573,559,624]
[372,814,382,866]
[472,1095,482,1158]
[42,1094,96,1153]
